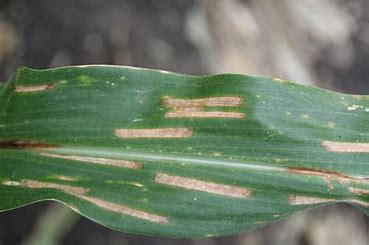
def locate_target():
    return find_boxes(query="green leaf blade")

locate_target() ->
[0,65,369,238]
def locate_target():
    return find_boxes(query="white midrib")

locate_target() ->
[44,146,286,172]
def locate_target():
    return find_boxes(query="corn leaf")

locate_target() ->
[1,65,369,238]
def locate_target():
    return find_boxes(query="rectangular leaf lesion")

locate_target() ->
[15,80,67,93]
[321,140,369,153]
[40,153,143,169]
[165,108,245,119]
[3,179,169,223]
[115,128,193,139]
[19,179,89,195]
[289,195,333,205]
[155,172,251,198]
[15,83,57,92]
[79,195,169,224]
[163,96,245,119]
[163,96,243,107]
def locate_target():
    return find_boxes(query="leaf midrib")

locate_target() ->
[43,146,287,172]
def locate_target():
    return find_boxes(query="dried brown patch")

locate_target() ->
[290,195,369,207]
[165,108,245,119]
[78,195,169,223]
[289,195,333,205]
[155,173,251,198]
[115,128,192,139]
[15,83,56,93]
[163,96,243,107]
[349,187,369,195]
[288,167,354,190]
[2,181,20,186]
[163,96,245,119]
[21,179,89,195]
[54,175,76,182]
[40,153,142,169]
[17,179,168,223]
[0,140,54,149]
[321,141,369,153]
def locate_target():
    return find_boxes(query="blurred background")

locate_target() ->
[1,0,369,244]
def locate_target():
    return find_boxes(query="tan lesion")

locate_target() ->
[40,153,143,169]
[289,195,333,205]
[155,172,251,198]
[287,168,369,205]
[115,128,193,139]
[163,96,245,119]
[15,80,67,93]
[165,107,245,119]
[289,195,369,207]
[15,83,57,93]
[287,167,352,190]
[54,175,77,182]
[20,179,89,195]
[348,187,369,195]
[287,166,369,202]
[163,96,243,107]
[321,140,369,153]
[3,179,169,224]
[287,166,369,191]
[78,195,169,224]
[2,181,20,186]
